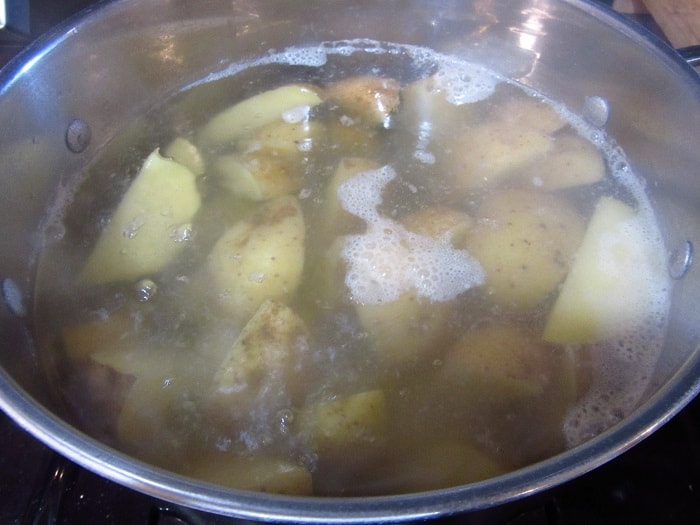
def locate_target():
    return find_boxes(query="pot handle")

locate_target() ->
[677,45,700,67]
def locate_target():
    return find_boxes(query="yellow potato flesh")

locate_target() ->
[80,149,201,284]
[543,196,667,344]
[198,84,323,147]
[207,196,305,320]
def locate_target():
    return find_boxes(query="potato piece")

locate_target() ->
[319,157,379,241]
[543,196,668,344]
[465,189,585,310]
[207,196,305,319]
[325,76,400,127]
[162,137,206,176]
[520,133,606,190]
[495,95,567,135]
[399,75,477,131]
[355,291,450,366]
[116,371,201,467]
[327,116,381,158]
[441,324,554,404]
[210,300,310,420]
[198,84,323,147]
[374,439,507,493]
[80,149,201,284]
[213,151,303,202]
[305,389,387,454]
[61,312,134,361]
[447,122,554,191]
[187,454,312,495]
[240,119,325,156]
[401,206,474,248]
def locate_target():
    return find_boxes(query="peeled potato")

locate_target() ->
[520,132,606,190]
[543,196,668,344]
[213,151,303,202]
[198,84,323,147]
[325,76,400,127]
[466,189,585,310]
[80,149,201,284]
[207,195,305,319]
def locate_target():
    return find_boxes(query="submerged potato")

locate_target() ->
[441,323,555,404]
[207,195,305,319]
[213,151,303,202]
[304,389,388,455]
[80,149,201,284]
[325,76,401,127]
[520,132,606,190]
[187,454,313,495]
[543,196,667,344]
[210,300,310,420]
[198,84,323,147]
[319,157,380,241]
[466,189,585,310]
[447,123,554,191]
[355,291,451,366]
[401,206,474,248]
[163,137,206,176]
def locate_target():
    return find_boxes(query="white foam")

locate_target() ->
[337,165,485,305]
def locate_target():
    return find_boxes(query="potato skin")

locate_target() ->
[465,189,585,310]
[207,195,305,320]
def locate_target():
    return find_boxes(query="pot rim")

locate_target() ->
[1,0,700,522]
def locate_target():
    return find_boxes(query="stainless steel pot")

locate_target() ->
[1,1,699,522]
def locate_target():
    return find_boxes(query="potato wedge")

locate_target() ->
[305,389,387,454]
[61,312,134,361]
[520,132,606,190]
[319,157,379,241]
[213,151,303,202]
[543,196,668,344]
[442,323,554,404]
[240,119,325,156]
[355,291,451,366]
[401,205,474,248]
[188,454,313,495]
[325,76,400,127]
[466,189,585,310]
[207,195,305,319]
[80,149,201,284]
[198,84,323,147]
[494,95,567,135]
[163,137,206,176]
[211,300,310,419]
[447,122,554,191]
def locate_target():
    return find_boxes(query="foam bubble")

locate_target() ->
[337,165,485,305]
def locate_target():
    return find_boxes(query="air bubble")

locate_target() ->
[135,278,158,302]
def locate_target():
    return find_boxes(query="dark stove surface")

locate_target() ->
[1,1,699,524]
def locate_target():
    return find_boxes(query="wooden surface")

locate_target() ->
[642,0,700,47]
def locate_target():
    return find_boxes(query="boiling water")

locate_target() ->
[32,40,671,496]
